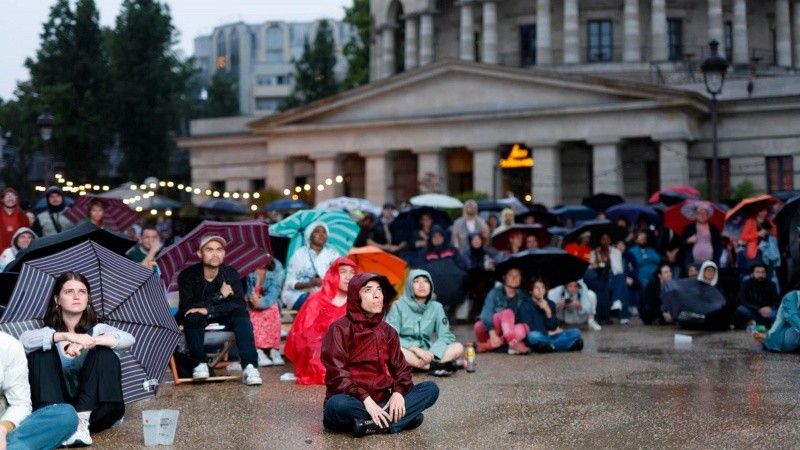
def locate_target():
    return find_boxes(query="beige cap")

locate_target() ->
[199,234,226,250]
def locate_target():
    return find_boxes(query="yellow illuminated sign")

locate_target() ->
[500,144,534,169]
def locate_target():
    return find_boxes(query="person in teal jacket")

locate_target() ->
[385,269,464,376]
[754,289,800,353]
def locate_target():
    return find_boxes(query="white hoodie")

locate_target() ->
[697,260,719,286]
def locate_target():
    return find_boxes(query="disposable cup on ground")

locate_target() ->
[674,334,692,345]
[142,410,161,446]
[158,409,180,445]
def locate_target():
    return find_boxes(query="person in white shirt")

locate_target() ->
[281,221,339,310]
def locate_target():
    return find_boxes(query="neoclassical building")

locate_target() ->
[179,0,800,208]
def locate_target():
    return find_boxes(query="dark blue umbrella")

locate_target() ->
[774,194,800,245]
[582,193,625,212]
[262,198,311,213]
[0,240,181,403]
[605,203,661,225]
[33,195,74,213]
[552,205,597,225]
[198,198,248,215]
[390,206,453,246]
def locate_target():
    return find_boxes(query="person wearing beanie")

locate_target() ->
[0,227,37,271]
[0,187,32,250]
[36,186,75,237]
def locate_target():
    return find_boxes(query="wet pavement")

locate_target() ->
[94,321,800,449]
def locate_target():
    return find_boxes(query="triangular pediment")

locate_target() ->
[249,59,705,130]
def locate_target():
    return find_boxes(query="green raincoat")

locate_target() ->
[385,269,457,359]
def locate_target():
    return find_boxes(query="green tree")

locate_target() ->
[108,0,193,180]
[341,0,370,90]
[280,21,339,110]
[202,72,239,117]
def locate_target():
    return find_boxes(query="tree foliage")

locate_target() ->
[280,21,339,110]
[202,72,239,118]
[341,0,371,90]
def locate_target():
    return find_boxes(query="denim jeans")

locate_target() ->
[526,328,583,352]
[783,327,800,353]
[736,305,777,327]
[323,381,439,434]
[7,403,78,450]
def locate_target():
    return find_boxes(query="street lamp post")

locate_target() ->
[36,106,56,188]
[700,40,729,203]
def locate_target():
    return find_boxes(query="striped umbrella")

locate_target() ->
[155,220,272,292]
[0,241,181,404]
[63,194,140,233]
[270,209,359,258]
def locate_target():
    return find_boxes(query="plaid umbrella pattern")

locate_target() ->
[63,194,140,233]
[0,241,181,404]
[270,209,359,258]
[155,220,273,292]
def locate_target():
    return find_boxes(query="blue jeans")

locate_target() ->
[782,327,800,353]
[736,305,777,327]
[526,328,583,352]
[7,403,78,450]
[323,381,439,434]
[184,300,259,369]
[293,293,309,311]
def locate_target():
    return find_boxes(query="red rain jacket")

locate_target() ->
[284,257,356,385]
[321,273,412,404]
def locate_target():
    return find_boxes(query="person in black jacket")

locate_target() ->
[641,263,673,325]
[177,234,262,385]
[735,263,780,328]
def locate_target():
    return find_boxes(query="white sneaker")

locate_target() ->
[611,300,623,311]
[269,348,285,366]
[620,318,631,325]
[193,362,210,379]
[588,319,602,331]
[242,364,262,386]
[226,362,242,372]
[63,417,92,447]
[257,349,273,367]
[628,306,640,317]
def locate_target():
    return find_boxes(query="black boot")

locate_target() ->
[570,338,584,352]
[531,342,555,353]
[404,413,424,431]
[352,418,389,437]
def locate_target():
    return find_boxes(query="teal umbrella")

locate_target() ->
[270,209,359,257]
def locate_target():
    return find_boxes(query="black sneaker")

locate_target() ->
[404,413,424,431]
[427,368,454,377]
[531,342,555,353]
[430,360,459,373]
[570,338,584,352]
[352,418,389,437]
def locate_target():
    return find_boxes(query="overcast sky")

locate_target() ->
[0,0,352,100]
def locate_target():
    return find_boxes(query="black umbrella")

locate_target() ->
[390,206,453,246]
[494,248,589,288]
[4,223,135,273]
[198,198,249,215]
[514,209,557,228]
[582,193,625,212]
[661,278,726,318]
[418,258,467,311]
[0,240,181,404]
[0,272,17,308]
[268,233,291,265]
[563,220,627,247]
[775,195,800,240]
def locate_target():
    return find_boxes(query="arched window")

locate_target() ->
[266,26,284,63]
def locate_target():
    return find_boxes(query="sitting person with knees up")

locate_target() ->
[475,267,531,355]
[244,256,286,367]
[547,279,602,331]
[386,269,464,377]
[20,272,134,447]
[1,331,78,450]
[523,278,584,353]
[321,273,439,437]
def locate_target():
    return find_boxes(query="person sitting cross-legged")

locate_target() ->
[385,269,464,377]
[177,235,262,386]
[321,273,439,437]
[523,278,584,353]
[735,263,780,328]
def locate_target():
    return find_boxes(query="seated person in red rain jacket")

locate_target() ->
[321,273,439,437]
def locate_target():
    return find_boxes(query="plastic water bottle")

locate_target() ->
[465,342,476,373]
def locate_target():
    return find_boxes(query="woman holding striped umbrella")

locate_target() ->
[19,271,135,447]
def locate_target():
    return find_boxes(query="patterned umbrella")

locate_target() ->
[664,200,726,235]
[63,194,140,232]
[723,194,783,239]
[0,241,181,404]
[155,220,272,292]
[270,209,359,258]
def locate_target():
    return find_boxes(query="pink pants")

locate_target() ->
[474,309,529,344]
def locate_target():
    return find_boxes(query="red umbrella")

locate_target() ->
[664,200,726,235]
[647,186,701,205]
[723,194,783,239]
[63,194,140,232]
[155,220,272,292]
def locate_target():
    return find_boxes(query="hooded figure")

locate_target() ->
[36,186,75,237]
[285,257,357,385]
[0,187,31,248]
[321,273,439,437]
[0,227,37,271]
[661,260,727,329]
[385,269,460,368]
[281,220,340,310]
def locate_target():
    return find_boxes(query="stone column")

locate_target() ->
[563,0,580,64]
[532,145,561,207]
[591,140,623,195]
[657,140,690,187]
[363,153,393,206]
[405,15,419,70]
[419,13,435,66]
[313,155,340,202]
[266,157,289,194]
[651,0,667,61]
[623,0,641,62]
[794,1,800,68]
[482,1,499,64]
[536,0,552,65]
[707,0,725,58]
[416,149,447,194]
[472,148,499,198]
[776,0,793,67]
[732,0,749,65]
[381,27,396,79]
[460,2,475,61]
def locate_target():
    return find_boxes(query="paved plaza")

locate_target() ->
[95,322,800,449]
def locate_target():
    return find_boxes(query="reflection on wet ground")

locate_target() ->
[95,321,799,449]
